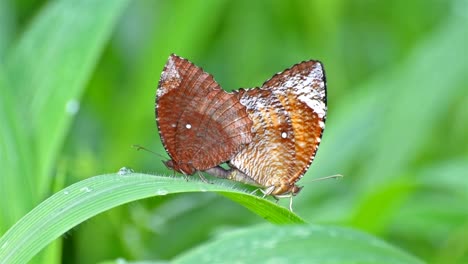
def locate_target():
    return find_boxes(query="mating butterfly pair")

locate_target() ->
[156,54,326,205]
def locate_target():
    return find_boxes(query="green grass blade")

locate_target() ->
[173,224,424,264]
[359,14,468,188]
[297,12,468,219]
[0,66,35,233]
[5,0,130,196]
[0,0,15,59]
[390,159,468,246]
[314,13,468,181]
[0,173,304,263]
[100,261,166,264]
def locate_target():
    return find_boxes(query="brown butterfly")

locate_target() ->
[156,55,327,210]
[207,60,327,209]
[156,54,253,176]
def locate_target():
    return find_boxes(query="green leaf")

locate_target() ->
[99,260,166,264]
[297,9,468,220]
[0,0,15,59]
[5,0,130,197]
[350,177,414,233]
[0,173,304,263]
[358,13,468,188]
[0,66,35,233]
[389,160,468,243]
[173,224,424,264]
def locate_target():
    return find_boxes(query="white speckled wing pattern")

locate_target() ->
[229,60,326,195]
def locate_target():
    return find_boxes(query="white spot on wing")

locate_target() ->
[186,123,192,129]
[281,132,287,138]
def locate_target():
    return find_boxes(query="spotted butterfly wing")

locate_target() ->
[156,54,253,175]
[228,60,326,195]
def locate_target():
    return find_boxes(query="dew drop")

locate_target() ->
[118,167,134,176]
[116,258,127,264]
[63,190,69,195]
[156,189,168,196]
[65,99,80,115]
[80,187,92,193]
[200,187,207,192]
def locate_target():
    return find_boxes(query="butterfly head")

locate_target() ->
[163,159,196,175]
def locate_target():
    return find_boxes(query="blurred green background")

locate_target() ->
[1,0,467,263]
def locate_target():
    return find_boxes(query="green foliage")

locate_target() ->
[0,0,130,262]
[173,225,424,264]
[0,173,303,263]
[0,0,467,263]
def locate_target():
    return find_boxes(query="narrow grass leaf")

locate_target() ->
[0,0,15,59]
[0,173,303,263]
[5,0,130,196]
[0,67,35,232]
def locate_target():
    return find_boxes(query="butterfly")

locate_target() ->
[156,54,253,176]
[156,55,327,210]
[206,60,327,209]
[228,60,326,197]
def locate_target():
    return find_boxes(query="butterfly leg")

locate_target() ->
[274,196,280,204]
[178,170,190,181]
[250,188,261,195]
[288,195,294,212]
[196,171,211,184]
[260,186,276,198]
[273,193,295,212]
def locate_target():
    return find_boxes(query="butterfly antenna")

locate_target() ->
[132,144,167,160]
[307,174,344,183]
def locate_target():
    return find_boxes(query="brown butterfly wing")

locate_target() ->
[156,54,253,175]
[230,60,326,195]
[229,88,295,187]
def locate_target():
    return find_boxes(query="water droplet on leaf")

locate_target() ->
[156,189,168,195]
[65,99,80,115]
[80,187,92,193]
[118,167,134,176]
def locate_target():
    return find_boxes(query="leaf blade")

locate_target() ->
[173,224,424,264]
[0,173,303,263]
[5,0,130,195]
